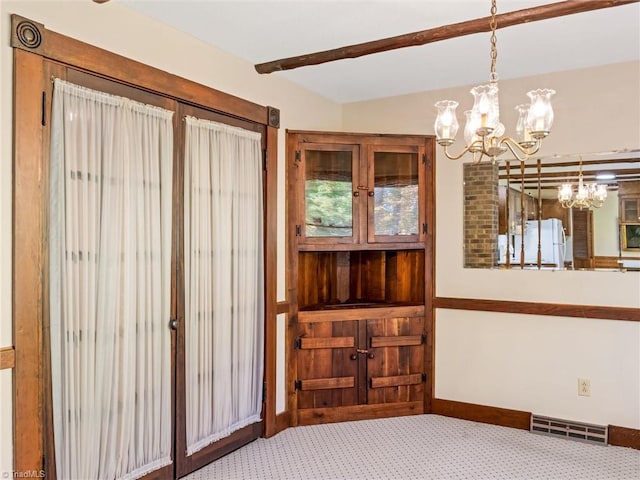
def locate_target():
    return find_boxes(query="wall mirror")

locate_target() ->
[463,150,640,271]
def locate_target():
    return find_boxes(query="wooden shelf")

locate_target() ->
[298,250,425,311]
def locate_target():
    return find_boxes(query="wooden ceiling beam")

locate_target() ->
[255,0,639,74]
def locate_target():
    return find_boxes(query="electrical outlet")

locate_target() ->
[578,378,591,397]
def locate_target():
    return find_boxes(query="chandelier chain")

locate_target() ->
[490,0,498,83]
[433,0,555,163]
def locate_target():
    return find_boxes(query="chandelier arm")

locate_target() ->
[441,142,485,161]
[498,137,542,162]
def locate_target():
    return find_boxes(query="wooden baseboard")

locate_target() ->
[609,424,640,450]
[431,398,531,430]
[432,398,640,450]
[274,411,292,436]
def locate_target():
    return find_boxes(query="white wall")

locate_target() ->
[0,0,344,471]
[343,62,640,428]
[436,310,639,427]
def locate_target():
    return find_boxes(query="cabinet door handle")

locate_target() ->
[353,191,359,197]
[351,350,374,359]
[368,191,374,197]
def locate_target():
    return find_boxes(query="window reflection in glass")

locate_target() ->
[373,152,419,236]
[305,150,353,237]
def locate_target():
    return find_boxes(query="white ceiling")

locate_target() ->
[119,0,640,103]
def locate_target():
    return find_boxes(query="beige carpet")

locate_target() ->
[184,414,640,479]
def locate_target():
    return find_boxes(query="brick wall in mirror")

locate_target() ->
[463,150,640,271]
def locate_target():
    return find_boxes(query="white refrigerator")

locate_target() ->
[499,218,567,268]
[521,218,566,268]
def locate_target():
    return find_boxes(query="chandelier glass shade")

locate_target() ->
[557,161,608,209]
[434,0,555,162]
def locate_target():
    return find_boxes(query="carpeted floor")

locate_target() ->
[184,414,640,479]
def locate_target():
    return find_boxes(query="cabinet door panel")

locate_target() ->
[366,317,425,405]
[297,320,359,409]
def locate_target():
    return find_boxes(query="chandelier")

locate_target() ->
[557,158,608,209]
[434,0,555,162]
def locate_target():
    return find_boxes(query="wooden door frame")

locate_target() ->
[10,14,279,476]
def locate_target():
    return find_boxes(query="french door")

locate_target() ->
[174,104,266,477]
[44,68,267,479]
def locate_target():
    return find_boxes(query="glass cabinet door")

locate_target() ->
[367,145,424,243]
[621,198,640,223]
[300,144,359,244]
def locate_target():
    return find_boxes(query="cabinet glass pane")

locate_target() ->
[305,150,353,237]
[373,152,418,236]
[623,199,639,223]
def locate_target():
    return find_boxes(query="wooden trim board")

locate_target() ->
[0,347,15,370]
[434,297,640,322]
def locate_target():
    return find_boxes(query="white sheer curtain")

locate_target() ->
[183,116,264,456]
[49,79,174,480]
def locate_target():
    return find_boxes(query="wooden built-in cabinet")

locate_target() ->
[287,131,435,426]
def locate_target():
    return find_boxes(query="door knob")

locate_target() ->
[169,318,178,330]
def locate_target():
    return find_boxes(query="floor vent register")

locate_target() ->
[531,414,608,446]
